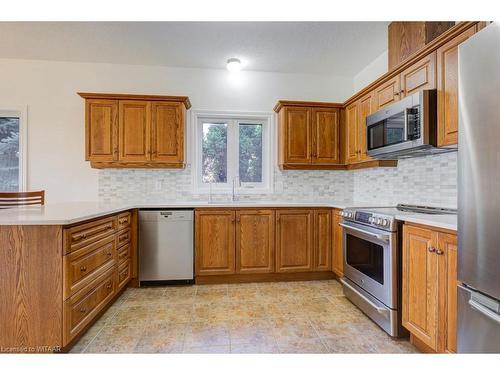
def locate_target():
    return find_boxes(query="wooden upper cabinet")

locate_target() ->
[151,102,185,164]
[275,101,342,169]
[345,102,359,163]
[85,99,118,161]
[332,209,343,277]
[357,91,374,161]
[282,106,312,165]
[79,93,190,168]
[402,225,439,350]
[119,100,151,162]
[437,26,476,146]
[275,209,313,273]
[235,210,275,274]
[195,210,235,276]
[400,51,436,97]
[312,108,340,164]
[374,75,401,110]
[313,209,332,271]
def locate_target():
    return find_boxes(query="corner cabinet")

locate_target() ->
[275,101,342,169]
[402,224,457,353]
[79,93,191,169]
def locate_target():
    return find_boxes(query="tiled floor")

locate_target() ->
[70,280,418,354]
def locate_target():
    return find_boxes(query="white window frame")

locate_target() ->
[0,107,27,191]
[191,110,274,195]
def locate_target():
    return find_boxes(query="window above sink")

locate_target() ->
[191,110,274,195]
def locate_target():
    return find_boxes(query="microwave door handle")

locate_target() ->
[403,108,409,141]
[340,223,390,242]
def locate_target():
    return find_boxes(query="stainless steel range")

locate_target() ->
[339,204,456,337]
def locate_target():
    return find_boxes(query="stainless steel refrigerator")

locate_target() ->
[458,22,500,353]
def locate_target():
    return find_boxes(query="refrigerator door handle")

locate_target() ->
[469,299,500,324]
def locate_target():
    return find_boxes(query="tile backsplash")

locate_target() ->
[98,151,457,208]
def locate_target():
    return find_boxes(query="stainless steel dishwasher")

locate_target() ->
[139,209,194,285]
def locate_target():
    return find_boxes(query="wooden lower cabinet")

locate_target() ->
[195,208,334,281]
[236,210,275,274]
[313,209,332,271]
[195,210,236,275]
[402,224,457,353]
[332,209,344,277]
[0,210,136,352]
[276,210,314,272]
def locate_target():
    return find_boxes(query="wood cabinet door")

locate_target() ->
[85,99,118,161]
[195,210,235,275]
[118,100,151,162]
[275,210,313,273]
[313,209,332,271]
[374,75,401,110]
[357,92,374,161]
[437,26,476,146]
[235,210,275,274]
[312,108,340,164]
[345,102,360,163]
[437,232,458,353]
[151,102,184,163]
[332,210,343,277]
[283,107,312,164]
[402,225,439,350]
[400,51,437,97]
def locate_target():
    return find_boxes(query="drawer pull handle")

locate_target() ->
[119,235,129,242]
[80,266,87,272]
[119,219,128,225]
[106,224,113,230]
[80,307,87,314]
[107,251,112,257]
[106,283,112,289]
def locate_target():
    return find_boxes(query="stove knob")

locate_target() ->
[340,211,346,217]
[368,217,375,224]
[375,218,382,225]
[382,219,389,226]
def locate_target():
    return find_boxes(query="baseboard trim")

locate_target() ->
[195,271,336,285]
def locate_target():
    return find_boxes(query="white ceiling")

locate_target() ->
[0,22,389,75]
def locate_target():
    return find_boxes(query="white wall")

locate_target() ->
[352,50,388,93]
[0,58,353,203]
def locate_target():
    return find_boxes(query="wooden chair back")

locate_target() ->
[0,190,45,209]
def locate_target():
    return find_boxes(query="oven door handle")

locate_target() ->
[340,223,390,242]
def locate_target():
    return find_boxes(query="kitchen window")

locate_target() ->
[193,111,273,194]
[0,109,27,191]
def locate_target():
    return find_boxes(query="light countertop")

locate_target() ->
[0,200,375,226]
[0,200,457,231]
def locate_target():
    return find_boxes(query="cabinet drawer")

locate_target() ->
[117,243,131,263]
[118,259,131,290]
[63,234,116,299]
[63,267,116,345]
[117,228,131,248]
[64,216,117,254]
[117,211,131,230]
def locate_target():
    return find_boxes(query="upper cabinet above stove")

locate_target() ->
[78,93,191,169]
[344,21,487,150]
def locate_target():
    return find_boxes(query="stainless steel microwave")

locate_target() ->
[366,89,456,159]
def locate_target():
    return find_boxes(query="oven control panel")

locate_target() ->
[340,209,394,231]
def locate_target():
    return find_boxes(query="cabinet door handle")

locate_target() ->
[436,249,444,255]
[79,307,87,314]
[428,247,436,253]
[80,266,87,272]
[106,283,112,289]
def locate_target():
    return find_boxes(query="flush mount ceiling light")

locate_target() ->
[226,58,242,72]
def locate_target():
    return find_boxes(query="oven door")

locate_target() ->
[342,221,397,309]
